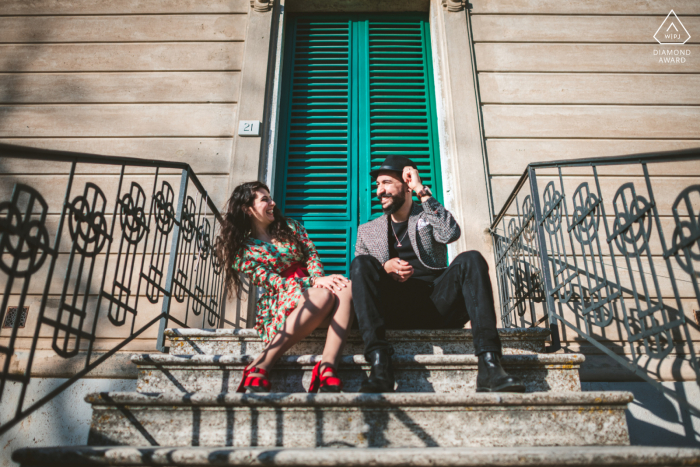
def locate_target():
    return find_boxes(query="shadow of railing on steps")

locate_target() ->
[0,143,226,437]
[489,147,700,413]
[86,393,455,449]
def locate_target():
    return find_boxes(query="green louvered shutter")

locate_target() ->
[276,18,357,275]
[276,14,442,276]
[360,18,442,222]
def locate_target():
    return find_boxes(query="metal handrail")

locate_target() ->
[0,144,226,436]
[0,143,222,221]
[491,148,700,231]
[490,147,700,413]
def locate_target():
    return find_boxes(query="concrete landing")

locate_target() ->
[17,446,700,467]
[132,353,584,394]
[165,328,550,356]
[85,391,631,448]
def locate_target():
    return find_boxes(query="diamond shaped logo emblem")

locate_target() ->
[654,10,691,45]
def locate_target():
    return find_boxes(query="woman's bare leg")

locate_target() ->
[321,280,354,369]
[248,287,334,375]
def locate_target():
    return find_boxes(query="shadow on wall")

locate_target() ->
[0,378,136,467]
[0,27,48,130]
[0,24,48,194]
[583,381,700,447]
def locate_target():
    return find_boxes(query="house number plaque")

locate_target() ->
[238,120,261,136]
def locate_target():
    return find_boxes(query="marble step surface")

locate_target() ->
[133,353,584,394]
[14,446,700,467]
[85,391,631,448]
[165,328,550,356]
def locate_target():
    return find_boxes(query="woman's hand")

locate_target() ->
[313,275,349,293]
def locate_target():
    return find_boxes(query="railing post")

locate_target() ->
[156,169,189,352]
[528,167,561,352]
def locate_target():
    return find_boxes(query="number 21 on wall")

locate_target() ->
[238,120,261,136]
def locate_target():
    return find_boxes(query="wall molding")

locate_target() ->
[250,0,274,13]
[429,0,496,288]
[442,0,466,12]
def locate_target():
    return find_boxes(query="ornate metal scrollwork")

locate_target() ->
[0,185,52,367]
[611,182,674,359]
[571,183,600,246]
[610,183,653,257]
[120,182,148,244]
[495,233,514,328]
[105,182,149,326]
[0,185,51,279]
[0,145,227,436]
[196,218,211,263]
[191,218,212,320]
[491,154,700,408]
[173,196,197,303]
[0,184,53,408]
[570,182,614,327]
[207,238,223,327]
[669,185,700,308]
[144,181,175,304]
[542,182,577,303]
[51,183,110,358]
[495,193,545,328]
[68,183,109,257]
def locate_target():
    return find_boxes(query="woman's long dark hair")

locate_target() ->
[216,181,306,299]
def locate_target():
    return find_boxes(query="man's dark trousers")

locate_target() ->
[351,251,502,360]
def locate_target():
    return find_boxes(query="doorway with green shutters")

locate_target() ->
[274,13,443,276]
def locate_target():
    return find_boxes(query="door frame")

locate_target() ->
[251,0,496,322]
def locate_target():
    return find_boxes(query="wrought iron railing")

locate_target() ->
[491,148,700,409]
[0,143,225,436]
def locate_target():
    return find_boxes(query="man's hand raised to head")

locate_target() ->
[384,258,414,282]
[402,166,423,193]
[403,166,431,203]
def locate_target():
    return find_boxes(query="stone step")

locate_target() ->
[13,446,700,467]
[85,391,631,448]
[165,328,550,356]
[133,353,583,394]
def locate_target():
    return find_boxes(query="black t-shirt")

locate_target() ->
[388,219,441,283]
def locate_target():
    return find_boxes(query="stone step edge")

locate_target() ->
[13,446,700,467]
[164,327,551,341]
[131,353,585,368]
[86,391,631,408]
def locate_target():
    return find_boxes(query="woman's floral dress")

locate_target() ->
[233,219,324,345]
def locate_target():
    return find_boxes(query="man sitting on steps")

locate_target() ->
[351,155,525,393]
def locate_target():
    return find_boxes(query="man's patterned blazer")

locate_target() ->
[354,197,461,270]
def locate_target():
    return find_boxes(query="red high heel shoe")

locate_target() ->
[236,366,271,393]
[308,361,343,393]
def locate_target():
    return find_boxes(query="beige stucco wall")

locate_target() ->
[0,0,248,175]
[473,0,700,381]
[0,0,253,376]
[473,0,700,203]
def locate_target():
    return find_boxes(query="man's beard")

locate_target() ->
[380,190,407,214]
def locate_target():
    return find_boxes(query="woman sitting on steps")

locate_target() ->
[216,181,354,393]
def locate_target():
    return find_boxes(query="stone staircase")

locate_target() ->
[13,328,700,466]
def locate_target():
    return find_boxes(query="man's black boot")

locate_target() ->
[476,352,526,393]
[359,349,395,393]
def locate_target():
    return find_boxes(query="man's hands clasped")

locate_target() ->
[384,257,414,282]
[313,274,349,293]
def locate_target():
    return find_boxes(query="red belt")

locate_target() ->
[280,262,309,279]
